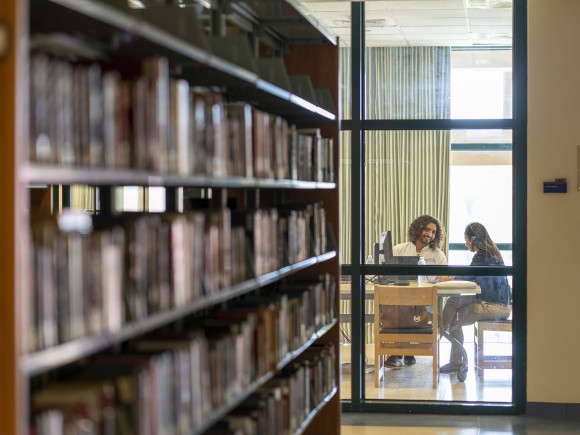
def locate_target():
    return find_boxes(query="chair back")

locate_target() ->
[375,285,438,308]
[373,284,440,388]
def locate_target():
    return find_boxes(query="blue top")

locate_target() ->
[456,250,512,305]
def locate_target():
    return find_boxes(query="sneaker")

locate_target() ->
[385,356,403,368]
[440,362,466,374]
[403,356,416,365]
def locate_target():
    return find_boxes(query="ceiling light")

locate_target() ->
[331,18,394,28]
[467,0,513,8]
[366,19,388,28]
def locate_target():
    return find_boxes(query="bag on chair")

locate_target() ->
[379,305,429,330]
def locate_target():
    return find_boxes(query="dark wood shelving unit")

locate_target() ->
[2,0,341,433]
[21,251,336,377]
[21,164,336,189]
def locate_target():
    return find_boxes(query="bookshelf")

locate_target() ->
[1,0,340,434]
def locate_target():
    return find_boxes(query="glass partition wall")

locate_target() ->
[338,1,526,413]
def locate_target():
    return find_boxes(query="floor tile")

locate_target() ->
[341,413,580,435]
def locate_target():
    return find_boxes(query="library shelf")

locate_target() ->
[189,372,276,435]
[21,250,337,377]
[30,0,336,124]
[228,0,336,46]
[3,0,341,432]
[21,164,337,190]
[189,318,338,435]
[294,386,339,435]
[276,318,338,372]
[23,319,337,434]
[191,320,338,435]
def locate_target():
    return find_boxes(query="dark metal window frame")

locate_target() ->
[341,0,527,414]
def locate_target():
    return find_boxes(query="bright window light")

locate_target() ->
[451,69,505,119]
[449,165,513,244]
[148,187,166,212]
[123,186,141,212]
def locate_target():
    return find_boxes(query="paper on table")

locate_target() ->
[435,280,479,289]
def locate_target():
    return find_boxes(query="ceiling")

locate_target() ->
[296,0,513,47]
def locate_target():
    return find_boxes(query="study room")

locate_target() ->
[337,24,516,406]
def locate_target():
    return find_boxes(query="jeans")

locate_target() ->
[442,296,512,365]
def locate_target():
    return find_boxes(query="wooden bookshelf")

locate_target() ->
[1,0,340,433]
[21,164,337,189]
[21,252,336,377]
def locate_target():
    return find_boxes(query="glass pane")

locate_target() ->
[358,273,513,402]
[339,275,352,401]
[339,130,352,264]
[452,128,512,144]
[338,274,376,402]
[366,46,452,120]
[359,129,513,403]
[366,47,512,119]
[363,129,451,262]
[451,50,513,120]
[449,130,513,266]
[365,48,512,120]
[362,130,513,267]
[340,48,351,120]
[331,0,516,407]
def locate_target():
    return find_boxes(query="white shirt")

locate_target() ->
[393,241,447,265]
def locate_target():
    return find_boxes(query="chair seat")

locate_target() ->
[474,319,512,377]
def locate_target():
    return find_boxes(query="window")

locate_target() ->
[339,24,518,406]
[448,50,513,267]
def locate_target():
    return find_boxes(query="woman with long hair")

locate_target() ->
[439,222,512,374]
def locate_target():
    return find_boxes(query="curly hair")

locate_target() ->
[408,215,444,249]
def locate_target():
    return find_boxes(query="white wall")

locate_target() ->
[528,0,580,404]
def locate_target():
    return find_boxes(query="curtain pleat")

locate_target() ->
[339,46,451,263]
[339,45,352,266]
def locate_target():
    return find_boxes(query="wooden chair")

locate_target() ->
[374,284,439,388]
[474,319,513,377]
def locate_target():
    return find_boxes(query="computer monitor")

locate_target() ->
[373,230,393,264]
[373,229,420,284]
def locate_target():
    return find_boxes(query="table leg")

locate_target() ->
[438,297,468,382]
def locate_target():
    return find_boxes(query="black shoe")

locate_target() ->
[385,356,403,368]
[440,362,466,374]
[403,356,416,365]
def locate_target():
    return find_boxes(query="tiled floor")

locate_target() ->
[341,336,512,403]
[341,413,580,434]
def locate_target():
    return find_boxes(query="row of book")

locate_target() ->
[27,203,331,352]
[239,203,328,277]
[29,52,334,182]
[212,344,336,435]
[30,283,336,435]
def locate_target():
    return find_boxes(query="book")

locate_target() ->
[169,78,190,175]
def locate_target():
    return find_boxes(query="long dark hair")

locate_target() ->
[408,215,444,249]
[464,222,504,263]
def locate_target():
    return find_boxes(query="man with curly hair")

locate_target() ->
[385,214,447,369]
[393,214,447,263]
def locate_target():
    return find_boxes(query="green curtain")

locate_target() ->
[339,47,451,265]
[339,47,353,267]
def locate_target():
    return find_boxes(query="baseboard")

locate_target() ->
[527,402,580,420]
